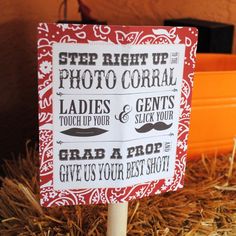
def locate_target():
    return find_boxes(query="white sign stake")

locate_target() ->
[107,202,128,236]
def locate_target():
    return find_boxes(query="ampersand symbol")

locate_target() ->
[115,105,132,123]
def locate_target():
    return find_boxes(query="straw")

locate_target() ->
[0,141,236,235]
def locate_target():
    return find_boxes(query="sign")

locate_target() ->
[38,24,198,207]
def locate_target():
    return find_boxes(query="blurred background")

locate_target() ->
[1,0,236,161]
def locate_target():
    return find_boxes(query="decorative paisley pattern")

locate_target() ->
[38,23,198,207]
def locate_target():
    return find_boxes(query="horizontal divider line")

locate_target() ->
[56,133,174,144]
[55,89,178,96]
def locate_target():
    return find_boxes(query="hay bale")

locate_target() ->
[0,141,236,235]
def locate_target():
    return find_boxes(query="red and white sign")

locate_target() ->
[38,23,198,207]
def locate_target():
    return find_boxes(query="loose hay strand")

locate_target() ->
[228,138,236,181]
[0,142,236,235]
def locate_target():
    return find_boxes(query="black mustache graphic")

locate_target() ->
[61,127,108,137]
[135,122,173,133]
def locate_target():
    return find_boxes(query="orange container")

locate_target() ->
[188,54,236,158]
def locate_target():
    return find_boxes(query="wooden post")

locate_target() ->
[107,202,128,236]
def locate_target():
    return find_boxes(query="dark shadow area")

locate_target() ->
[0,20,38,168]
